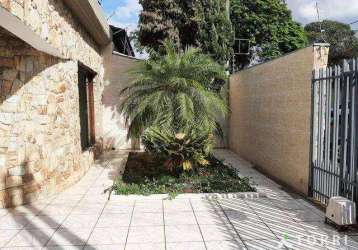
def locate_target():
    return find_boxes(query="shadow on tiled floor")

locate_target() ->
[0,150,357,249]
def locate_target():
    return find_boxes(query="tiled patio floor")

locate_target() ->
[1,150,358,249]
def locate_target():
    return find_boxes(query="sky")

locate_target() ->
[286,0,358,29]
[102,0,141,33]
[101,0,358,57]
[102,0,358,31]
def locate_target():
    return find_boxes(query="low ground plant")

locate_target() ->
[114,152,255,198]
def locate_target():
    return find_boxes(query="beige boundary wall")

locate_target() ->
[103,50,140,150]
[229,45,329,195]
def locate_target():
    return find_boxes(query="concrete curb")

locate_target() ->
[109,192,266,201]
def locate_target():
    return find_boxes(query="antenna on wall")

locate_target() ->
[315,2,323,33]
[107,10,116,21]
[315,2,327,43]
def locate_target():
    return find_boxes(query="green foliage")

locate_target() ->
[138,0,234,65]
[115,177,183,199]
[189,157,253,193]
[114,154,255,198]
[142,127,213,171]
[138,0,181,52]
[119,41,228,140]
[304,20,358,65]
[194,0,234,65]
[230,0,308,69]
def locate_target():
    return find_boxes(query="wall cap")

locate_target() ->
[313,43,330,47]
[0,7,64,58]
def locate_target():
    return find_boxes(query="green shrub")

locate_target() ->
[114,154,256,198]
[142,127,214,171]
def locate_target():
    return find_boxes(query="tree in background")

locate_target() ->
[196,0,234,65]
[138,0,181,52]
[137,0,233,65]
[304,20,358,65]
[230,0,308,69]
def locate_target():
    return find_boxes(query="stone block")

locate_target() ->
[7,138,18,152]
[19,72,26,82]
[56,95,64,103]
[6,95,20,104]
[33,171,44,183]
[5,176,23,188]
[0,191,5,208]
[0,57,14,68]
[40,23,49,40]
[28,160,43,173]
[0,0,10,10]
[35,115,48,125]
[1,101,18,113]
[2,69,18,81]
[6,153,18,167]
[23,173,34,183]
[6,186,23,197]
[1,80,13,95]
[31,94,47,106]
[0,154,6,168]
[0,136,9,148]
[25,58,34,73]
[27,79,47,95]
[56,82,67,94]
[24,191,39,204]
[37,105,47,115]
[8,165,25,176]
[10,1,24,20]
[11,79,23,93]
[17,146,26,164]
[27,150,41,163]
[0,112,14,125]
[7,190,24,207]
[47,93,56,103]
[47,103,56,115]
[14,56,24,71]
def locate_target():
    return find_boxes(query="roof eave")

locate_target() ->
[62,0,111,47]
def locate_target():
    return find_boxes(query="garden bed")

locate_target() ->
[114,152,255,198]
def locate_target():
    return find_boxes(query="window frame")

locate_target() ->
[78,63,96,151]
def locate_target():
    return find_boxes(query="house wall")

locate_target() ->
[103,50,140,150]
[229,45,329,195]
[0,0,105,207]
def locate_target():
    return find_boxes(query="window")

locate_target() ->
[78,64,96,151]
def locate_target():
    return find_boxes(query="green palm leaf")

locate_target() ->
[119,40,228,139]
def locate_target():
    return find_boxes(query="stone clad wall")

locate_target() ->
[0,0,102,69]
[0,0,105,138]
[229,45,329,195]
[0,0,105,207]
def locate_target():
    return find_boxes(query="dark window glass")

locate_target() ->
[78,66,95,150]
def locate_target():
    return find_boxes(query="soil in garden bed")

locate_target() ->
[115,152,255,196]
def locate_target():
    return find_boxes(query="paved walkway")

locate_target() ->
[0,150,357,250]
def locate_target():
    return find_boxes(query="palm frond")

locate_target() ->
[119,40,228,139]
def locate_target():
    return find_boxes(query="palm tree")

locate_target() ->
[119,40,228,139]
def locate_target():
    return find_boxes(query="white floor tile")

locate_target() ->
[127,226,164,243]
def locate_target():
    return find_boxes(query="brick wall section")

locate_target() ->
[229,46,329,195]
[0,0,105,207]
